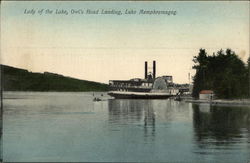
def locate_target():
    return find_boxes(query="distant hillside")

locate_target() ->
[1,65,109,92]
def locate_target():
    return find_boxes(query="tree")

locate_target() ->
[192,49,249,99]
[192,49,208,98]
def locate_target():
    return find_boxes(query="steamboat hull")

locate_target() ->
[108,91,173,99]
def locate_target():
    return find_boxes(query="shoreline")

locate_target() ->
[185,99,250,106]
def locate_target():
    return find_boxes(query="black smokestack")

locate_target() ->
[145,61,148,79]
[153,60,156,79]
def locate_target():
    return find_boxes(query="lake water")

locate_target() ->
[2,92,250,162]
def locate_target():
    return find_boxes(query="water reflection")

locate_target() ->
[143,100,155,141]
[4,91,250,162]
[108,99,155,141]
[192,104,250,151]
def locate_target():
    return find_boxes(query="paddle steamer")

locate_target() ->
[108,61,188,99]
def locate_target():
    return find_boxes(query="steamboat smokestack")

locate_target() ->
[145,61,148,79]
[153,60,156,79]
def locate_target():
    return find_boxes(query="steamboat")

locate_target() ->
[108,61,190,99]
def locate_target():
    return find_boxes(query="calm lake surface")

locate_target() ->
[2,92,250,162]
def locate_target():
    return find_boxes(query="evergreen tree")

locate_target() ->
[192,49,208,98]
[192,49,249,99]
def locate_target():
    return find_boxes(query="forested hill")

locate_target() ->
[1,65,109,92]
[192,49,249,99]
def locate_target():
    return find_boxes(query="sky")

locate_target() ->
[1,1,249,84]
